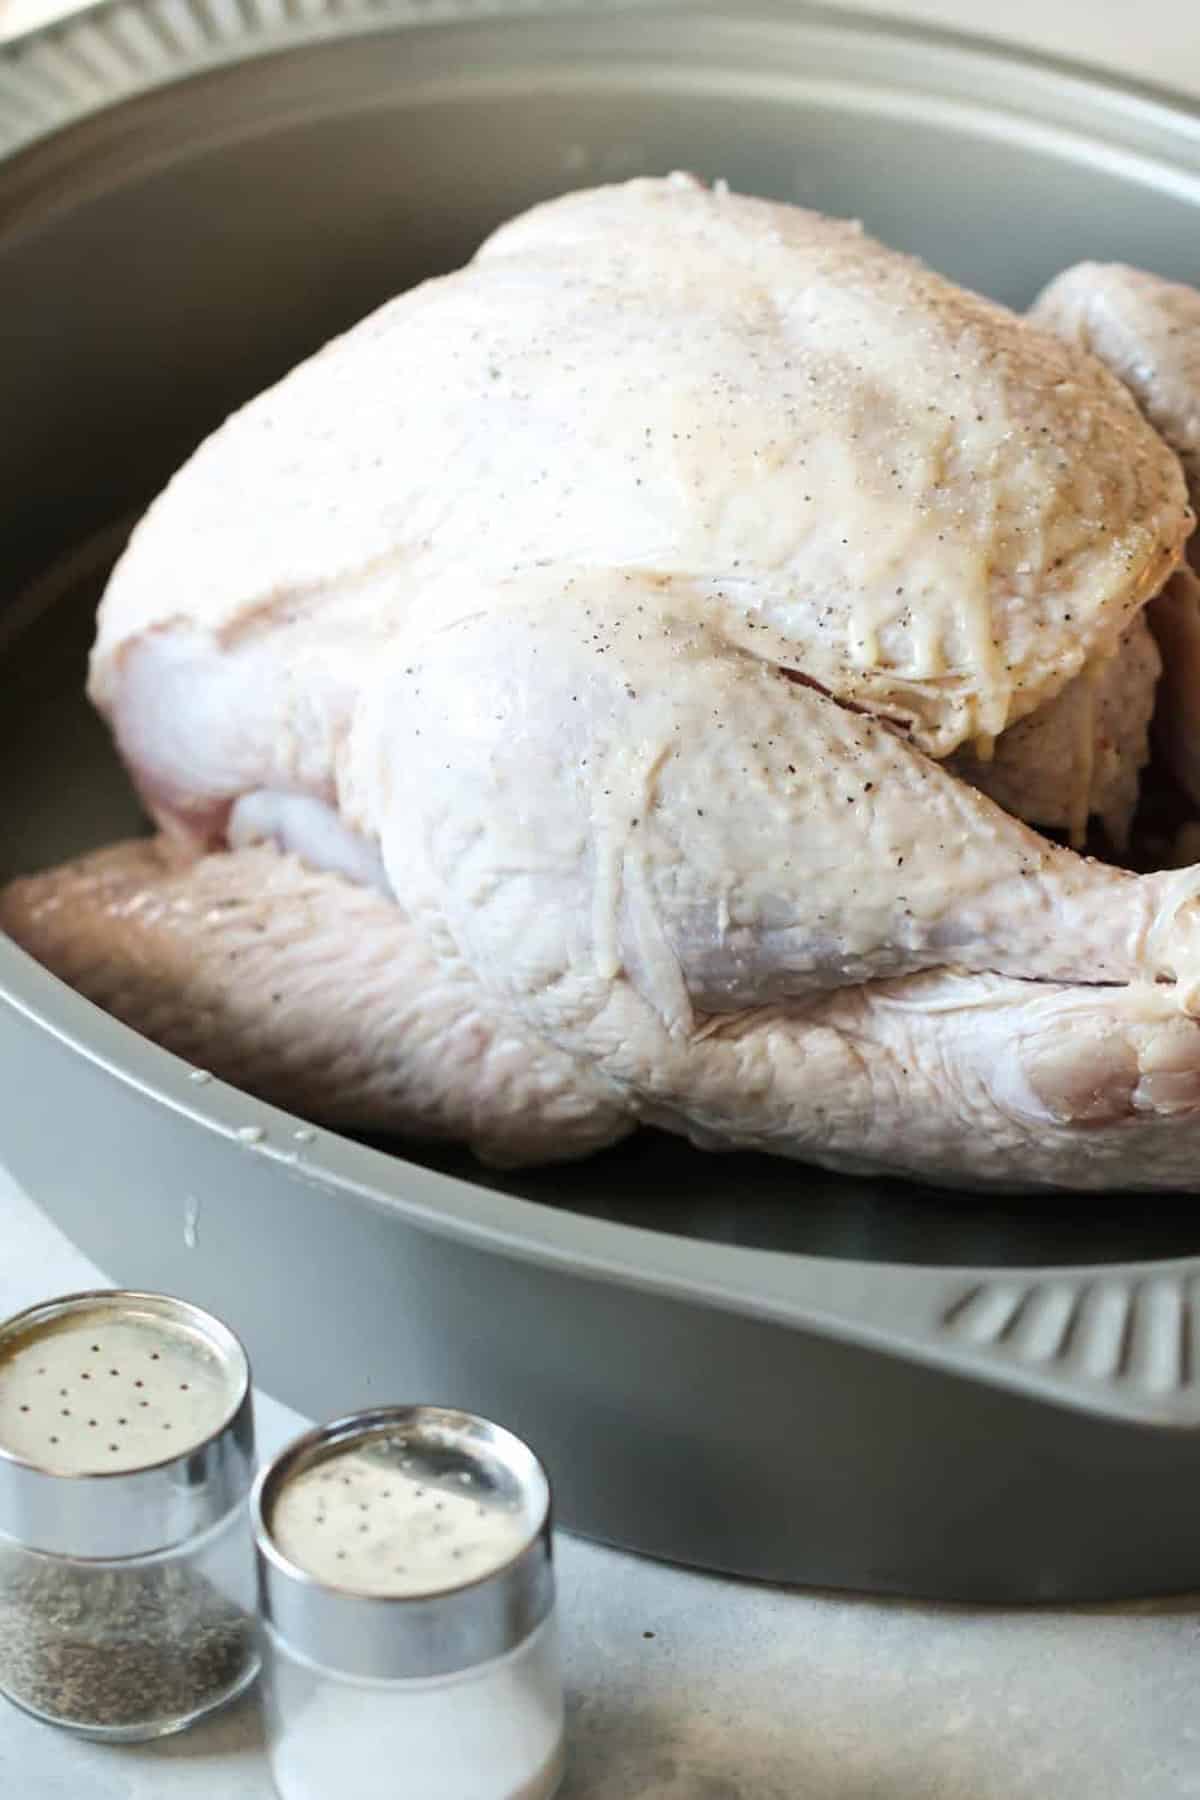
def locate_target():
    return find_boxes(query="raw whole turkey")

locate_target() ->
[7,173,1200,1192]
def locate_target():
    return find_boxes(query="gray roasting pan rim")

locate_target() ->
[6,0,1200,1599]
[5,0,1200,173]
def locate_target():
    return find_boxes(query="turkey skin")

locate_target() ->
[6,175,1200,1192]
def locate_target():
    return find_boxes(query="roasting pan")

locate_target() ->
[5,0,1200,1602]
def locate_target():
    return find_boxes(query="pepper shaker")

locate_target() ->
[0,1289,259,1739]
[253,1405,566,1800]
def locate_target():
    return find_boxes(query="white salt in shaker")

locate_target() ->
[0,1289,258,1740]
[253,1405,566,1800]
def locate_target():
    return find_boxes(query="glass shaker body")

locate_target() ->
[262,1611,565,1800]
[0,1497,258,1740]
[0,1289,259,1741]
[254,1405,566,1800]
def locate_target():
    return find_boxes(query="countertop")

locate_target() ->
[4,0,1200,1794]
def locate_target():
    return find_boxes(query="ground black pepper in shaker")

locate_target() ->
[0,1290,259,1740]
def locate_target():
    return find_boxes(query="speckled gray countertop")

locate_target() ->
[3,1171,1200,1799]
[4,1,1200,1793]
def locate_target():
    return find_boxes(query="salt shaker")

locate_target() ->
[253,1405,566,1800]
[0,1289,259,1739]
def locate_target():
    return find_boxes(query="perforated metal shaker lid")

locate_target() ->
[0,1290,254,1557]
[253,1406,554,1679]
